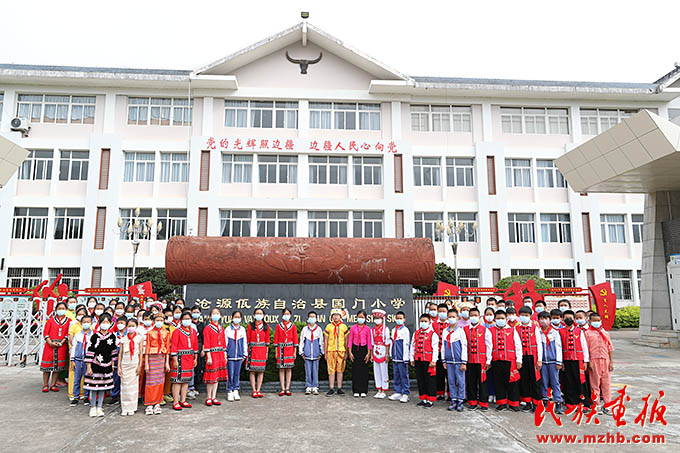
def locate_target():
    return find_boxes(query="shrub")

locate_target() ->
[495,275,551,290]
[612,305,639,328]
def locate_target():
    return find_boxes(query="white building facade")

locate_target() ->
[2,22,680,306]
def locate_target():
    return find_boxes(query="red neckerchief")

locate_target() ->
[127,332,137,358]
[393,324,403,341]
[541,326,552,346]
[332,321,342,346]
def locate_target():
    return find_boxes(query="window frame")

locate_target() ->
[410,105,472,133]
[255,210,297,237]
[123,151,155,182]
[12,207,49,239]
[19,150,53,181]
[508,213,536,243]
[127,97,192,126]
[606,269,633,300]
[309,156,348,185]
[353,156,382,185]
[500,106,569,135]
[258,155,298,184]
[414,212,444,242]
[445,157,474,187]
[224,100,298,129]
[540,213,572,243]
[16,94,96,124]
[580,108,638,135]
[222,154,253,183]
[54,207,85,240]
[157,209,187,240]
[600,214,626,244]
[505,158,532,188]
[308,211,349,238]
[413,157,441,186]
[159,152,189,183]
[220,209,252,237]
[309,102,381,131]
[352,211,383,238]
[447,212,478,242]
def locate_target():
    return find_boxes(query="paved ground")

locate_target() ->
[1,330,679,452]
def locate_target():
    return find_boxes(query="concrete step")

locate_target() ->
[633,338,675,349]
[645,330,680,339]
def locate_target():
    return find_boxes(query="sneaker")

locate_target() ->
[510,405,520,412]
[388,393,402,401]
[456,402,464,412]
[164,394,173,403]
[234,391,240,401]
[227,391,235,402]
[480,406,489,412]
[353,393,360,398]
[89,407,97,417]
[423,401,433,408]
[417,400,427,406]
[360,393,367,398]
[336,389,345,396]
[399,394,409,403]
[437,395,445,401]
[83,398,90,406]
[70,399,78,407]
[447,403,456,411]
[496,404,507,411]
[522,403,533,412]
[326,389,335,397]
[312,388,319,395]
[467,404,478,410]
[153,404,162,415]
[97,408,105,417]
[145,406,154,415]
[555,402,564,414]
[187,390,197,400]
[305,387,311,395]
[601,408,611,416]
[375,392,386,399]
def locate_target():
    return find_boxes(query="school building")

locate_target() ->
[1,20,680,307]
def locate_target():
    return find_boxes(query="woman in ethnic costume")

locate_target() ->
[83,314,117,417]
[203,308,227,406]
[273,308,298,396]
[41,301,71,393]
[246,307,270,398]
[170,311,199,411]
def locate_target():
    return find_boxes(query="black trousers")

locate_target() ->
[465,362,488,407]
[492,360,519,406]
[562,360,585,406]
[519,355,542,404]
[436,359,447,396]
[351,345,369,394]
[414,360,437,401]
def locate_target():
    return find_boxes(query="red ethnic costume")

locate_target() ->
[516,323,543,407]
[410,325,439,403]
[170,325,199,383]
[273,321,298,369]
[40,314,71,372]
[559,325,590,409]
[202,322,228,384]
[464,322,492,408]
[246,321,270,372]
[489,325,523,408]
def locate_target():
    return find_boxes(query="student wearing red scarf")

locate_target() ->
[584,312,614,414]
[118,318,144,415]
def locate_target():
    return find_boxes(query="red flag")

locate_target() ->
[435,282,459,296]
[589,282,616,331]
[128,281,154,301]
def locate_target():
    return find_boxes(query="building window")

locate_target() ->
[258,155,297,184]
[256,211,296,237]
[508,213,536,243]
[160,153,189,183]
[220,210,252,237]
[447,212,477,242]
[127,97,192,126]
[632,214,643,243]
[353,211,383,238]
[540,213,571,243]
[118,208,152,240]
[12,207,48,239]
[309,102,380,130]
[458,269,480,288]
[511,269,540,277]
[669,109,680,122]
[606,269,632,300]
[353,157,382,185]
[581,108,637,135]
[309,156,348,184]
[445,157,474,187]
[114,267,147,289]
[537,159,566,188]
[224,100,297,129]
[49,268,80,289]
[19,150,53,180]
[600,214,626,243]
[222,154,253,183]
[410,105,472,132]
[58,151,89,181]
[544,269,575,288]
[6,268,42,288]
[308,211,349,237]
[17,94,95,124]
[54,208,84,240]
[123,152,155,182]
[157,209,187,240]
[413,157,441,186]
[505,159,532,187]
[415,212,443,242]
[501,107,569,134]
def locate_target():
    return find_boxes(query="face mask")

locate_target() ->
[507,315,517,322]
[535,306,545,314]
[487,305,496,311]
[232,318,242,325]
[496,307,506,313]
[173,313,181,320]
[357,318,366,324]
[192,313,200,319]
[551,319,561,326]
[160,303,167,309]
[81,323,91,330]
[177,304,184,309]
[559,306,568,313]
[282,314,291,322]
[308,317,317,325]
[429,310,437,318]
[117,323,126,331]
[143,320,152,327]
[564,318,574,326]
[56,309,66,317]
[576,318,586,326]
[524,302,533,308]
[254,314,264,322]
[211,314,221,322]
[540,319,550,327]
[115,309,124,316]
[470,315,480,325]
[419,321,430,330]
[395,319,404,326]
[485,315,494,323]
[591,321,602,329]
[95,309,103,316]
[68,303,76,311]
[100,323,111,331]
[448,317,457,325]
[166,317,173,323]
[155,321,164,329]
[77,315,83,322]
[88,303,96,309]
[496,319,507,328]
[125,313,134,319]
[461,311,470,319]
[438,312,447,320]
[375,318,383,325]
[519,315,531,325]
[181,319,192,327]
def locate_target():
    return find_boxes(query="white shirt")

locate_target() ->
[409,326,440,362]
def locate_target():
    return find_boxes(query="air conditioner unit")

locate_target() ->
[10,117,30,135]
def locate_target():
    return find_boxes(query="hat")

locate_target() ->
[456,300,474,311]
[330,308,343,316]
[372,309,386,318]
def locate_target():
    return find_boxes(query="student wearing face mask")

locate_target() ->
[162,307,178,404]
[464,307,492,411]
[456,302,472,330]
[113,302,126,325]
[187,306,205,400]
[505,307,520,329]
[575,310,590,331]
[559,310,590,412]
[246,308,270,398]
[143,314,171,415]
[410,314,439,408]
[516,306,543,412]
[65,297,78,321]
[170,312,199,410]
[224,311,247,402]
[69,314,92,406]
[388,311,410,403]
[84,314,117,417]
[274,308,298,396]
[550,309,564,331]
[490,310,523,411]
[583,312,614,415]
[203,308,227,406]
[485,297,497,312]
[441,308,467,412]
[348,310,372,398]
[41,302,71,393]
[93,303,106,328]
[537,311,564,414]
[171,305,183,328]
[106,316,128,406]
[558,299,572,316]
[480,306,497,404]
[324,308,349,396]
[67,307,87,401]
[118,318,143,416]
[370,309,391,399]
[299,311,324,395]
[124,305,136,320]
[86,297,97,315]
[433,303,450,401]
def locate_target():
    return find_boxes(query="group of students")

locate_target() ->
[38,294,614,416]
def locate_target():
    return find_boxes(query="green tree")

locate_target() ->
[495,274,551,290]
[414,262,457,295]
[134,268,182,298]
